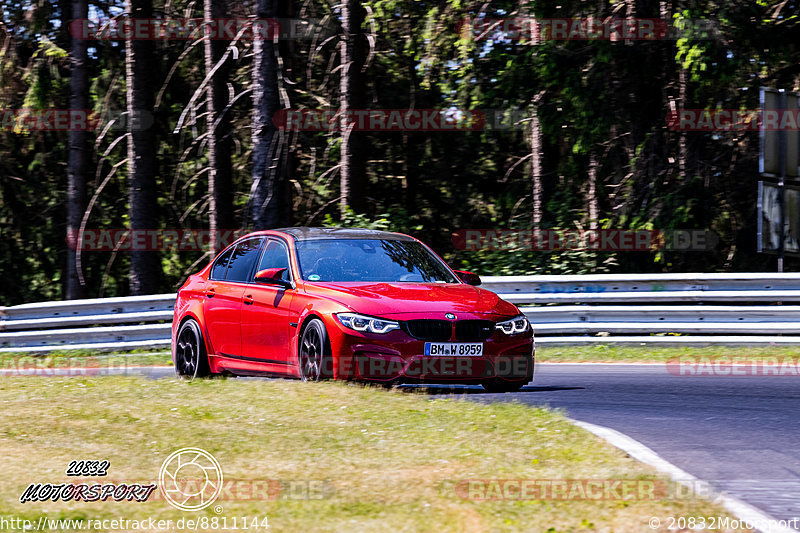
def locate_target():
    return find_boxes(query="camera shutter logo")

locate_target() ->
[159,447,223,511]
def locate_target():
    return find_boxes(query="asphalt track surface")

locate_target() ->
[8,362,799,528]
[422,363,800,528]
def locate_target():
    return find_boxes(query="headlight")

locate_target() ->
[495,315,530,335]
[336,313,400,334]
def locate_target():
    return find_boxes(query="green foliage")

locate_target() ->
[323,208,392,231]
[1,0,799,303]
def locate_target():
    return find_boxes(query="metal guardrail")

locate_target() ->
[480,272,800,303]
[0,295,176,353]
[0,273,798,352]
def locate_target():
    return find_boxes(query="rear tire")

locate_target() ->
[298,318,332,381]
[174,319,211,379]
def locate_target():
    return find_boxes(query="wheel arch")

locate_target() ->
[173,313,212,378]
[296,311,347,379]
[297,311,325,334]
[174,307,214,360]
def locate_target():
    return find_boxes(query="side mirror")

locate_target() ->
[254,268,292,289]
[454,270,481,286]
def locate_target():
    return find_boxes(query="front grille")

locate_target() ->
[402,319,497,342]
[402,320,452,341]
[455,320,495,341]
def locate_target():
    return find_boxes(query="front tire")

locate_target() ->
[298,318,332,381]
[174,319,211,379]
[483,355,533,392]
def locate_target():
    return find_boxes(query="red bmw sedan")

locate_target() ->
[171,227,534,391]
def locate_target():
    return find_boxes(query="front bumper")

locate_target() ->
[327,316,534,382]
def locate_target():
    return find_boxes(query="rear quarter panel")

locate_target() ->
[172,273,210,361]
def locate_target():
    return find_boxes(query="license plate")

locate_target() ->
[424,342,483,356]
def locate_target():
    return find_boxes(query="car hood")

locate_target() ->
[303,282,520,318]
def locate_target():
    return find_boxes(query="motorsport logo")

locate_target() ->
[19,448,333,508]
[157,448,333,508]
[19,482,157,503]
[17,448,222,508]
[19,457,156,503]
[158,447,223,511]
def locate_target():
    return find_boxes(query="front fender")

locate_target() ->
[292,294,352,379]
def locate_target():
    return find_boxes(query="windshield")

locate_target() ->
[295,239,458,283]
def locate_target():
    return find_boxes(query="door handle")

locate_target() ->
[205,288,215,298]
[243,294,254,305]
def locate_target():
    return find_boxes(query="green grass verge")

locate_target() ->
[5,344,798,368]
[0,350,172,370]
[536,344,800,363]
[0,377,748,532]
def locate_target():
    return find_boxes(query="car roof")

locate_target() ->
[272,227,415,242]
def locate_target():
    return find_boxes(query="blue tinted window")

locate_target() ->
[295,239,457,283]
[225,238,264,283]
[256,240,291,281]
[210,247,234,280]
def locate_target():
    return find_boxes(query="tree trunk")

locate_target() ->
[339,0,368,217]
[66,0,87,299]
[522,0,544,230]
[678,66,687,181]
[249,0,282,230]
[57,0,73,50]
[403,50,419,215]
[126,0,160,295]
[588,154,599,230]
[277,0,298,227]
[205,0,234,254]
[530,105,543,230]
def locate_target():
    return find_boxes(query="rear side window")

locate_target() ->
[210,247,234,280]
[225,238,264,283]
